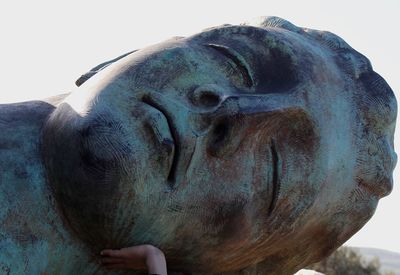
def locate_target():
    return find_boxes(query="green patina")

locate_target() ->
[0,16,396,274]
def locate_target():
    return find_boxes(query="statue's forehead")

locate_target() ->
[188,25,310,50]
[187,24,371,75]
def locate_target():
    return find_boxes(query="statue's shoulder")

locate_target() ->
[0,99,55,188]
[0,99,56,128]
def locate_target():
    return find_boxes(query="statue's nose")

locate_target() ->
[193,91,304,157]
[143,89,304,134]
[201,91,302,124]
[190,84,302,116]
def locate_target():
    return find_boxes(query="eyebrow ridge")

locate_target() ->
[205,43,254,88]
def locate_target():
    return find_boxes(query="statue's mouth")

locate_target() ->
[141,94,282,210]
[141,95,180,186]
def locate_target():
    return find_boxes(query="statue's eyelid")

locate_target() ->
[204,43,254,88]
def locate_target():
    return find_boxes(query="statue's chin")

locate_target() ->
[41,105,129,248]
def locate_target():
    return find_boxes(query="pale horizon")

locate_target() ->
[1,0,399,253]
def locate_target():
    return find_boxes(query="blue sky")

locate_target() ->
[0,0,399,253]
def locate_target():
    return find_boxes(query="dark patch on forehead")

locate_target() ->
[257,47,299,92]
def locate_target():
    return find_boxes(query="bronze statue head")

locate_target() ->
[42,16,396,273]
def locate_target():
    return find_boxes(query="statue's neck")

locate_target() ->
[0,99,101,273]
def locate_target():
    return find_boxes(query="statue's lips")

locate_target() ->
[141,96,180,185]
[140,94,282,210]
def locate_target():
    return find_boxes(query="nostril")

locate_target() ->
[198,91,221,107]
[207,120,230,157]
[213,121,229,144]
[191,85,223,108]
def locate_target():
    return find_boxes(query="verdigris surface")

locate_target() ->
[0,16,397,274]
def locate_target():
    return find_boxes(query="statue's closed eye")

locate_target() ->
[205,43,254,88]
[205,42,298,93]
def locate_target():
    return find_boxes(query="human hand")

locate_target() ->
[100,244,167,275]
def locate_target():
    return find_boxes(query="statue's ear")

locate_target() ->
[75,49,138,87]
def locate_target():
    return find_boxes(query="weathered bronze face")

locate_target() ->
[41,17,396,273]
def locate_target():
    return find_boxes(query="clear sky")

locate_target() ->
[0,0,399,253]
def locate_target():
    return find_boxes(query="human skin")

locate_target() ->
[100,245,167,273]
[0,17,396,274]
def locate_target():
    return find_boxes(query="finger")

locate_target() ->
[100,257,125,264]
[103,263,129,270]
[100,249,122,257]
[118,245,148,259]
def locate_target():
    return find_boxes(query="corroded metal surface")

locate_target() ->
[0,16,397,274]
